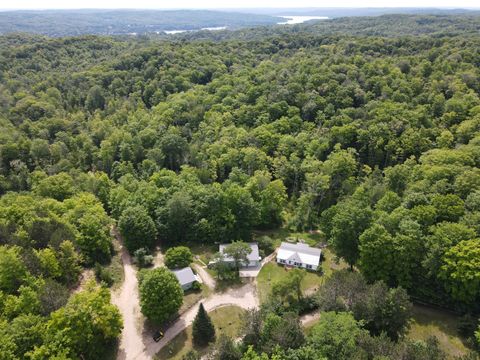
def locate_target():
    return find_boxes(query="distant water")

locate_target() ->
[278,16,328,25]
[163,26,227,35]
[163,30,188,34]
[159,17,327,36]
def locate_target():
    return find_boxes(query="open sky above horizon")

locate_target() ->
[3,0,480,10]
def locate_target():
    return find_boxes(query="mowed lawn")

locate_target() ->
[257,262,324,303]
[407,304,470,358]
[256,240,348,303]
[156,305,246,360]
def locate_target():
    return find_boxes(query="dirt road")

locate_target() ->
[143,282,258,358]
[112,231,148,360]
[112,229,260,360]
[192,263,216,290]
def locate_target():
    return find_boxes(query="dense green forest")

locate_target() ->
[0,9,281,36]
[0,13,480,359]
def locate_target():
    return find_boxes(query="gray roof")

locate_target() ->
[219,242,260,262]
[172,267,196,286]
[279,242,322,257]
[277,242,322,267]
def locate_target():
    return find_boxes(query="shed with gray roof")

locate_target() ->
[172,267,198,290]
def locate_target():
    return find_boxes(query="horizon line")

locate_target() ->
[1,6,480,11]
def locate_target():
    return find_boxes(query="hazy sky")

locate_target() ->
[3,0,480,10]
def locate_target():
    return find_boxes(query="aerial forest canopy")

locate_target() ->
[0,13,479,358]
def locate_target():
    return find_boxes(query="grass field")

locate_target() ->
[257,262,324,302]
[255,228,347,303]
[253,228,326,248]
[407,304,470,358]
[155,305,245,360]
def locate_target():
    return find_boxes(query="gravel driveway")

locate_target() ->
[143,282,258,358]
[112,228,260,360]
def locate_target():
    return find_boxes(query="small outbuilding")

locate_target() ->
[276,242,321,271]
[172,267,198,291]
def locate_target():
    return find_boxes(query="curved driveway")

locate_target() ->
[143,282,258,358]
[112,228,259,360]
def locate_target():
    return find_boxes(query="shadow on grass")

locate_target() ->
[156,330,189,359]
[411,304,462,337]
[409,304,471,356]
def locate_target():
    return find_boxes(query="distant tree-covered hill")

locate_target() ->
[0,9,282,36]
[180,14,480,41]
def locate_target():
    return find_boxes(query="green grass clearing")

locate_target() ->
[407,304,470,358]
[257,262,324,303]
[253,228,326,248]
[155,305,245,360]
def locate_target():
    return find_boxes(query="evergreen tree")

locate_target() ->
[192,303,215,347]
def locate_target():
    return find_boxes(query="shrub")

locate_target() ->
[133,248,154,268]
[94,263,114,287]
[165,246,193,269]
[257,235,275,255]
[191,281,201,291]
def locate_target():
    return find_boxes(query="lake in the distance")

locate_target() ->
[163,26,227,35]
[277,16,329,25]
[161,16,327,35]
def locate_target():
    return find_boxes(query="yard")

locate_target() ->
[155,305,246,360]
[257,262,324,303]
[253,228,326,248]
[407,304,470,358]
[255,229,347,303]
[178,284,211,314]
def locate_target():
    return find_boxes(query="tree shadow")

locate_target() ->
[411,304,471,350]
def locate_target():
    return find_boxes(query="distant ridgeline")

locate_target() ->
[0,9,282,36]
[178,13,480,41]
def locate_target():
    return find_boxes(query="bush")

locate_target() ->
[94,263,114,287]
[191,281,201,291]
[298,295,319,315]
[182,350,200,360]
[133,248,154,268]
[257,235,275,255]
[165,246,193,269]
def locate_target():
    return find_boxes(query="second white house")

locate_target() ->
[276,242,321,270]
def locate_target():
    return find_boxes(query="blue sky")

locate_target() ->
[3,0,480,10]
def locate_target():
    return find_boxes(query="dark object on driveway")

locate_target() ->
[153,330,164,342]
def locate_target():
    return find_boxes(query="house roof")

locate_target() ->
[219,242,260,263]
[172,267,197,286]
[277,242,321,267]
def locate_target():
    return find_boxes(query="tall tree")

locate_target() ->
[223,241,252,269]
[29,281,122,359]
[192,303,215,347]
[139,267,183,323]
[119,205,157,252]
[326,200,373,269]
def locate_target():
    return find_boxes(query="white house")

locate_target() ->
[218,242,261,268]
[276,242,321,270]
[172,267,198,291]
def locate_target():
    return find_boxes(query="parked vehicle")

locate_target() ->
[153,330,164,342]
